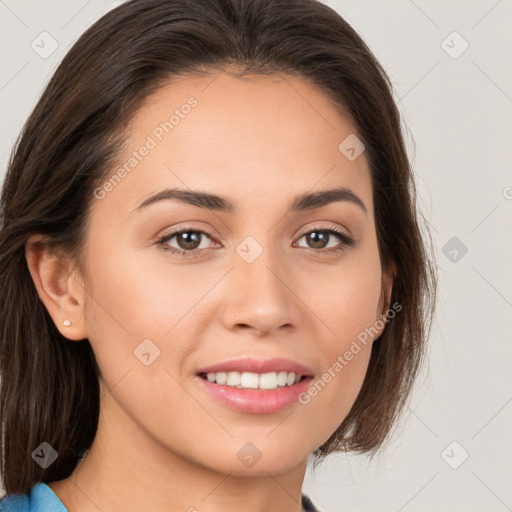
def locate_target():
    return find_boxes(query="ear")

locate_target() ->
[379,260,396,315]
[25,234,89,341]
[374,260,397,337]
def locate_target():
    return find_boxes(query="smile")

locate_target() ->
[199,371,304,390]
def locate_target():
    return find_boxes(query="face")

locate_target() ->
[73,72,388,476]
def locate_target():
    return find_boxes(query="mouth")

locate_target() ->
[194,358,315,414]
[197,370,310,390]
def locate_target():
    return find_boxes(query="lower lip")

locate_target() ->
[194,375,314,414]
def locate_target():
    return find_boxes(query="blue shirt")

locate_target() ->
[0,483,320,512]
[0,483,67,512]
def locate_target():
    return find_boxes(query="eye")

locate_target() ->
[294,225,355,254]
[156,226,217,258]
[156,224,355,258]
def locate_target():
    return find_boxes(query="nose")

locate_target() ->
[218,243,301,337]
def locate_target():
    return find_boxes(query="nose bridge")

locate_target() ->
[237,235,285,296]
[219,231,299,333]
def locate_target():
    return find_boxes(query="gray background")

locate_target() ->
[1,1,511,510]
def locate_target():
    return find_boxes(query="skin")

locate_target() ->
[26,71,392,512]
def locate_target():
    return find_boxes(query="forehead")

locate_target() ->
[93,71,373,220]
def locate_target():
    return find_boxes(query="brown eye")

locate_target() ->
[157,227,216,257]
[170,231,203,251]
[295,226,355,253]
[303,230,331,249]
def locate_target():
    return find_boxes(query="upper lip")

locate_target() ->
[196,357,314,376]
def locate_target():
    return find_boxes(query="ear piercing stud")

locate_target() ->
[63,319,71,326]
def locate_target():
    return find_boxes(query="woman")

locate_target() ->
[0,0,437,510]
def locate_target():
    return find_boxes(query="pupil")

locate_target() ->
[179,232,200,250]
[308,231,328,249]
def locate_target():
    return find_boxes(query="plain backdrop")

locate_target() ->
[1,1,511,511]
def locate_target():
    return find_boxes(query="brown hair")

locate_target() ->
[0,0,437,495]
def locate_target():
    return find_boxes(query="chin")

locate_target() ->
[201,445,309,477]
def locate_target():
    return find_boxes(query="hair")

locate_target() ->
[0,0,437,496]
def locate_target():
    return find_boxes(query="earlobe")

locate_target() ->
[25,234,88,341]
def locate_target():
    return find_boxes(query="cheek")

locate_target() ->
[299,246,382,430]
[82,241,178,383]
[83,237,220,399]
[85,237,190,338]
[302,344,372,448]
[83,244,196,441]
[312,242,383,350]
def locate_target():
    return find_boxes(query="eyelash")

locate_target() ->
[156,224,355,258]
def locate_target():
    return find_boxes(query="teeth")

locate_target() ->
[240,372,259,388]
[215,372,227,385]
[204,371,301,389]
[226,372,241,386]
[276,371,288,386]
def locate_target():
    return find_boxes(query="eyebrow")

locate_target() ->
[130,186,367,216]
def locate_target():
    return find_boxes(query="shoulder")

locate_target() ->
[0,483,67,512]
[0,490,30,512]
[0,488,30,512]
